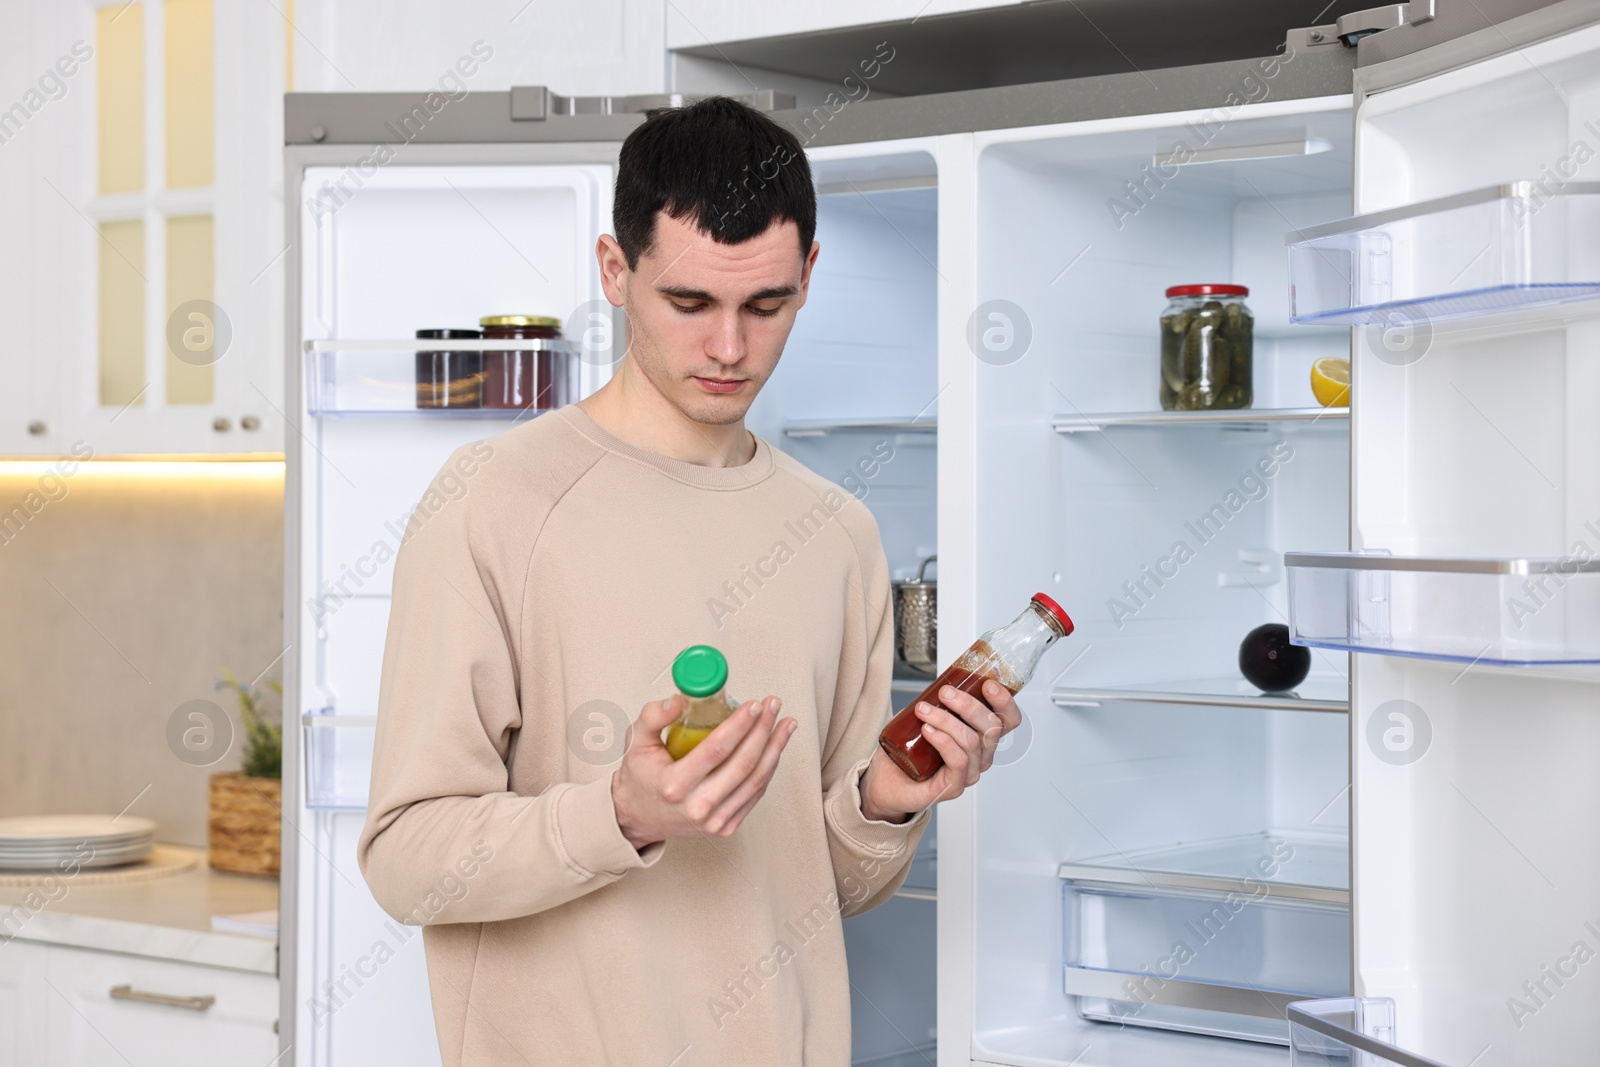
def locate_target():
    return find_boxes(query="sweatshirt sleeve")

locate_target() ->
[357,445,660,927]
[819,507,931,918]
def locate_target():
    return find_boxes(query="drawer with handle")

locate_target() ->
[108,984,217,1011]
[45,945,276,1065]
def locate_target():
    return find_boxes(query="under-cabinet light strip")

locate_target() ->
[0,458,284,479]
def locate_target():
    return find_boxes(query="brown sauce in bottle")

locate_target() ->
[879,640,1020,782]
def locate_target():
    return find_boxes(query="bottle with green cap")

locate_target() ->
[664,645,737,760]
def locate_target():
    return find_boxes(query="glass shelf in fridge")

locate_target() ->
[781,417,937,438]
[1052,408,1347,433]
[1285,551,1600,665]
[1287,181,1600,326]
[1052,674,1349,714]
[304,339,579,416]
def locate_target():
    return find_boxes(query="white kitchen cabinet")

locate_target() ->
[0,2,76,456]
[294,0,667,98]
[44,944,277,1067]
[665,0,1018,50]
[0,0,285,457]
[0,939,50,1067]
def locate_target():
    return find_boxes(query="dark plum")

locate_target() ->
[1239,623,1311,692]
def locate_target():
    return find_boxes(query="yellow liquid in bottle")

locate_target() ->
[664,723,716,761]
[665,690,733,760]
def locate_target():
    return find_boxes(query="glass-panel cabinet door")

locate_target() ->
[54,0,283,456]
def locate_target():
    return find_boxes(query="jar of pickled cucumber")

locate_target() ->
[1159,285,1253,411]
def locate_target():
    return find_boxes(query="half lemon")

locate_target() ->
[1310,357,1350,408]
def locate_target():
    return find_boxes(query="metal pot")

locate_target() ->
[893,555,938,677]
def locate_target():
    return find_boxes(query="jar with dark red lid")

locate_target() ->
[480,315,565,410]
[1160,284,1252,411]
[415,328,483,409]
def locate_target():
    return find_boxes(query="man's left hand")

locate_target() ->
[859,678,1022,823]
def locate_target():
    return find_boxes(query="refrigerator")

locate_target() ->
[279,2,1600,1063]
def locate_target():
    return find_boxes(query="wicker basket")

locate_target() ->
[208,772,281,876]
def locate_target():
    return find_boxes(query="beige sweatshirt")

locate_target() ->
[357,403,930,1067]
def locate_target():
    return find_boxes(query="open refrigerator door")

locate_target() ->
[282,134,621,1065]
[1280,2,1600,1064]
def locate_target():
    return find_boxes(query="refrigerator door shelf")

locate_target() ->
[304,341,581,416]
[1285,551,1600,665]
[1289,998,1457,1067]
[1286,181,1600,327]
[302,711,376,811]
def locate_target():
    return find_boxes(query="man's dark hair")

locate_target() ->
[613,96,815,270]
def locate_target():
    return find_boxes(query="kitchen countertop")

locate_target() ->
[0,845,277,975]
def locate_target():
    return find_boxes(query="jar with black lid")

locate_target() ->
[415,329,483,409]
[481,315,565,410]
[1159,284,1253,411]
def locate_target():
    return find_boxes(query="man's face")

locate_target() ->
[601,210,818,426]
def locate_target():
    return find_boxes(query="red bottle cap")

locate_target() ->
[1165,283,1248,297]
[1031,593,1074,636]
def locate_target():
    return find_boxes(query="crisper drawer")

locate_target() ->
[1059,833,1350,1046]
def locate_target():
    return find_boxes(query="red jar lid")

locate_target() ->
[1165,284,1248,297]
[1031,593,1075,637]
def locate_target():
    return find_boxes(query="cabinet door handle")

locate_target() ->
[109,984,216,1011]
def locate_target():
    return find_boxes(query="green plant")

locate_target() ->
[216,669,283,780]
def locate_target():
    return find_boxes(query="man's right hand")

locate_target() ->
[611,693,796,850]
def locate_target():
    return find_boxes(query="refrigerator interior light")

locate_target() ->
[1155,137,1333,169]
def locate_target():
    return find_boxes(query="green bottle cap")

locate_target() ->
[672,645,728,698]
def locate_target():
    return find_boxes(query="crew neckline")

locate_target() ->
[558,404,775,490]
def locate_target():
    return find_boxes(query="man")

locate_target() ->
[359,96,1022,1066]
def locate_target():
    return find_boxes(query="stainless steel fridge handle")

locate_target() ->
[109,984,216,1012]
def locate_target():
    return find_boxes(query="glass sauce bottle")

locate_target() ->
[664,645,737,760]
[879,593,1074,782]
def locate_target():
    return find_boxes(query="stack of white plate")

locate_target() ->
[0,815,157,871]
